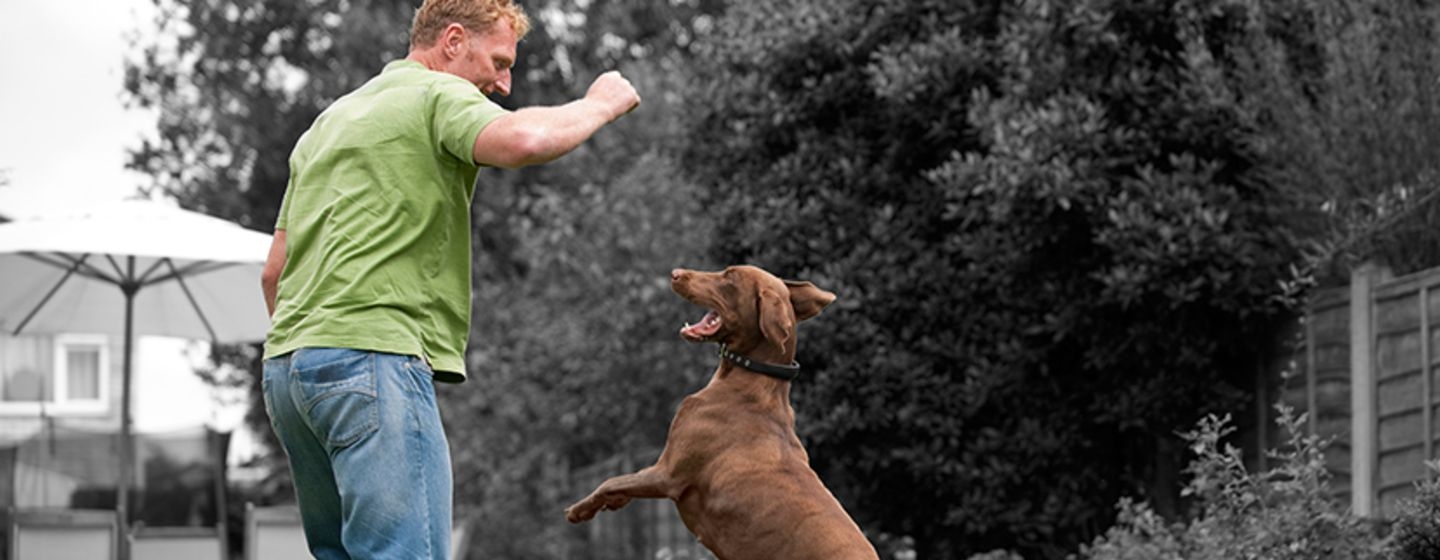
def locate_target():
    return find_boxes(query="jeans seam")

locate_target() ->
[405,366,435,559]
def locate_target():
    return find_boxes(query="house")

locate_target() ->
[0,205,231,549]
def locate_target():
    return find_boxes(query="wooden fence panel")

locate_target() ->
[1294,288,1353,500]
[1299,264,1440,517]
[1372,269,1440,515]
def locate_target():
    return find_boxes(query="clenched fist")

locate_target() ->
[586,70,641,121]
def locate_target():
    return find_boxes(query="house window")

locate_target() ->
[0,334,109,414]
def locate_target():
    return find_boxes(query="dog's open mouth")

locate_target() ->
[680,310,722,342]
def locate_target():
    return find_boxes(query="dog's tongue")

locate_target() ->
[680,310,722,341]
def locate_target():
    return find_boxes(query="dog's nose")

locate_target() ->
[671,269,684,282]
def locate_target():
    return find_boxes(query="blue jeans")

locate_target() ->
[262,348,453,559]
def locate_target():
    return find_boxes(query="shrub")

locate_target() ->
[1387,461,1440,560]
[1078,405,1382,560]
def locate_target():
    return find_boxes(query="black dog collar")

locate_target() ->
[718,344,801,381]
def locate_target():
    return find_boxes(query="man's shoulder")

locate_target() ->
[316,63,450,121]
[376,59,474,91]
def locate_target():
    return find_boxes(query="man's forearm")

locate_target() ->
[262,229,286,318]
[263,278,279,317]
[472,70,639,168]
[474,99,617,168]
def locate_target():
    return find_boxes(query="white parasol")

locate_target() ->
[0,198,272,558]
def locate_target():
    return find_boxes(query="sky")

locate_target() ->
[0,1,240,436]
[0,0,157,213]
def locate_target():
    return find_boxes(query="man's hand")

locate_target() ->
[586,71,641,121]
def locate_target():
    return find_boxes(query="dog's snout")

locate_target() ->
[671,269,686,283]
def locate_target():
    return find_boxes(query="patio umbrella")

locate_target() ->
[0,198,272,556]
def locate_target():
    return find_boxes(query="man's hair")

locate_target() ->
[410,0,531,48]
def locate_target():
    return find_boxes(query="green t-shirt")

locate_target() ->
[264,59,508,382]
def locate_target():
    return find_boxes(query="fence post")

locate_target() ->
[1349,262,1387,517]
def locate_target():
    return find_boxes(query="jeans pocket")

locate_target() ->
[292,349,379,449]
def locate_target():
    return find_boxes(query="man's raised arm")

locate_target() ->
[472,71,640,168]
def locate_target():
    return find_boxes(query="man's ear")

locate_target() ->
[785,280,836,322]
[759,288,793,352]
[441,22,467,58]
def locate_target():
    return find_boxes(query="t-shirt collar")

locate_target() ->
[384,59,426,73]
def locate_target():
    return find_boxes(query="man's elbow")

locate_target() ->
[260,267,281,292]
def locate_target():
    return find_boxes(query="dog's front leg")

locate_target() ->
[564,465,678,523]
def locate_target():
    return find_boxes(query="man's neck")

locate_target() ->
[406,49,444,72]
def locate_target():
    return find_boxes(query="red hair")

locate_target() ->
[410,0,531,48]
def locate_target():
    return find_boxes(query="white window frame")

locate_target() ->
[0,334,110,416]
[52,334,110,414]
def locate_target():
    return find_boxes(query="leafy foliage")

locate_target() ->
[125,0,415,230]
[681,0,1308,556]
[678,0,1440,556]
[1079,407,1381,560]
[450,150,717,559]
[1229,0,1440,277]
[1388,462,1440,560]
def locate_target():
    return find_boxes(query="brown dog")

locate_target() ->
[564,265,879,560]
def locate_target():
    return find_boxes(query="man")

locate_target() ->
[258,0,640,557]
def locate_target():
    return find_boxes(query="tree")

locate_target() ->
[1225,0,1440,277]
[126,0,416,230]
[452,149,716,559]
[680,1,1313,557]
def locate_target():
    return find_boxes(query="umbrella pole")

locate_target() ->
[117,258,137,560]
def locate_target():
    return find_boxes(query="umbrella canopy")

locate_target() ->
[0,199,272,558]
[0,199,272,341]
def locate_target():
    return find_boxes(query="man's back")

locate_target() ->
[265,60,507,380]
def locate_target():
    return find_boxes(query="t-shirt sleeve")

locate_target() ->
[431,79,510,166]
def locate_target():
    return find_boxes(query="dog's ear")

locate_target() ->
[784,280,835,322]
[759,288,793,352]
